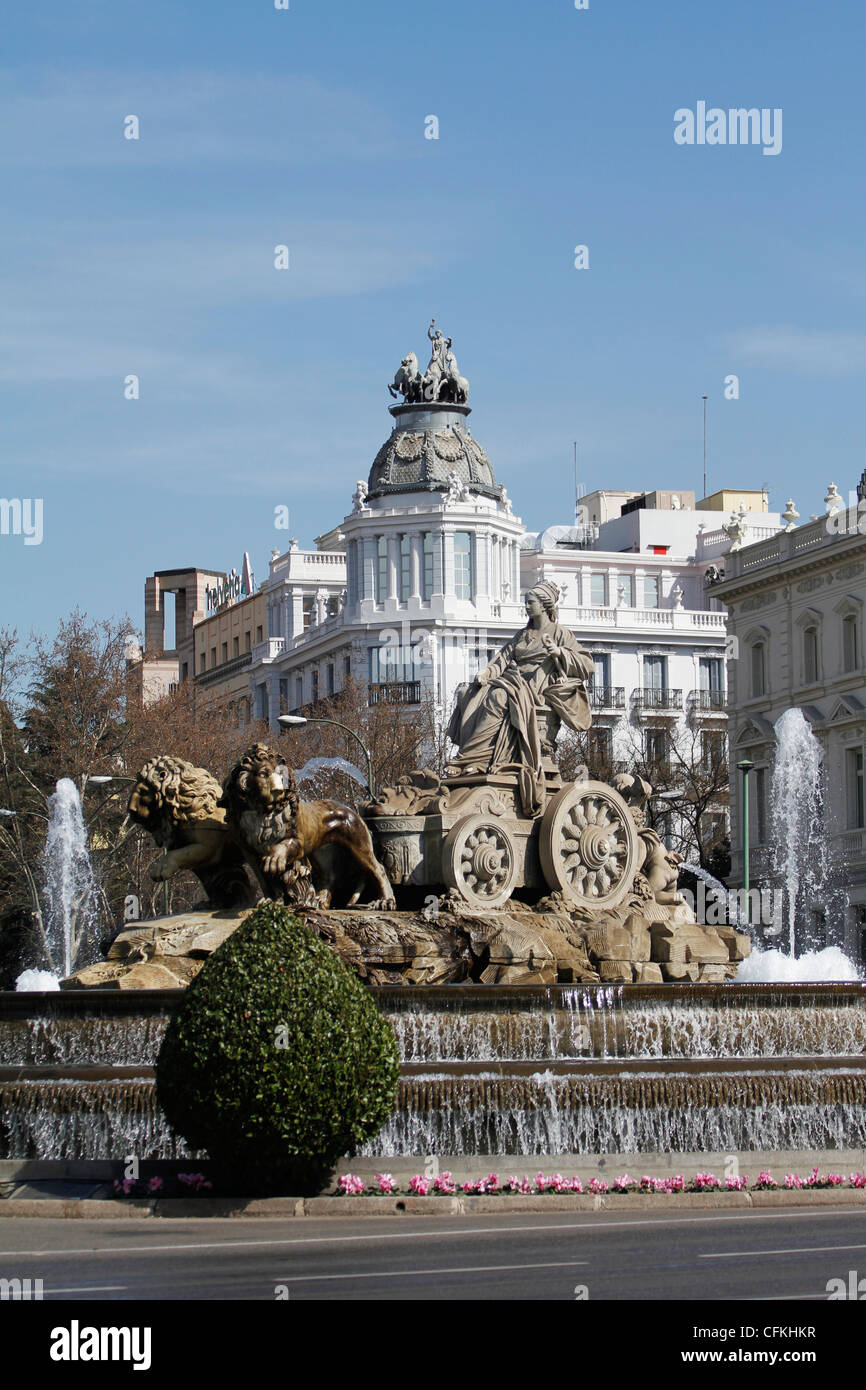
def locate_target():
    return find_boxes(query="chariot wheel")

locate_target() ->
[442,815,518,909]
[538,780,638,910]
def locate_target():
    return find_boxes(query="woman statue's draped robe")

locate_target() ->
[446,623,594,816]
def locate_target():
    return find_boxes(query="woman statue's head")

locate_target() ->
[526,581,559,622]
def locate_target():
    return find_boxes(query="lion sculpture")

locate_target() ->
[127,756,256,909]
[220,743,395,909]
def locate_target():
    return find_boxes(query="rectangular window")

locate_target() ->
[376,536,388,603]
[843,615,859,673]
[295,677,303,708]
[344,655,352,682]
[751,766,767,845]
[618,574,635,607]
[400,535,411,602]
[311,669,319,703]
[847,748,865,830]
[256,625,263,645]
[327,664,335,696]
[423,533,435,600]
[302,597,313,631]
[699,657,724,693]
[592,654,610,689]
[454,532,472,600]
[751,642,765,697]
[643,655,667,691]
[245,630,252,652]
[278,678,288,714]
[232,636,239,659]
[645,727,668,765]
[328,594,339,618]
[221,642,228,664]
[803,627,819,684]
[257,685,268,721]
[199,653,206,674]
[590,573,607,607]
[210,647,217,669]
[588,727,612,764]
[701,730,725,772]
[642,576,659,609]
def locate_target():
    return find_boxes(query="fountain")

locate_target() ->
[15,779,103,992]
[734,707,859,982]
[1,580,864,1173]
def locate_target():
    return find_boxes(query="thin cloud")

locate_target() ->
[725,326,866,376]
[0,68,398,168]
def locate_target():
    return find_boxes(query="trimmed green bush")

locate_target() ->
[156,902,400,1194]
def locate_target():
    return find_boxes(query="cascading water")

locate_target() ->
[735,708,859,981]
[679,862,750,929]
[16,779,103,989]
[770,708,830,955]
[294,757,367,790]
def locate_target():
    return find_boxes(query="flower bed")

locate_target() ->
[333,1168,866,1197]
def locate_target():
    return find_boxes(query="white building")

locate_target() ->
[711,478,866,962]
[245,336,784,864]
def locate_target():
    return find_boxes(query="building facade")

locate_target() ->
[711,479,866,961]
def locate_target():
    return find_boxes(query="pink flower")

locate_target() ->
[850,1172,866,1188]
[147,1176,164,1194]
[337,1173,366,1195]
[433,1171,456,1195]
[587,1177,608,1194]
[753,1170,777,1189]
[374,1173,396,1194]
[408,1175,430,1195]
[725,1176,747,1191]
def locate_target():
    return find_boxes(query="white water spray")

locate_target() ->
[17,779,103,988]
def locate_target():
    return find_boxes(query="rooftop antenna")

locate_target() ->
[573,441,578,523]
[702,395,708,500]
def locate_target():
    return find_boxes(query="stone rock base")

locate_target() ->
[61,900,750,990]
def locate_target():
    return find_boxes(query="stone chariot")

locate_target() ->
[366,768,641,913]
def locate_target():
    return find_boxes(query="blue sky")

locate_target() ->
[3,0,865,638]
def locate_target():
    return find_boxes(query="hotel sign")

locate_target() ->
[205,552,255,614]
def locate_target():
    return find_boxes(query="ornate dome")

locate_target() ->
[367,402,500,502]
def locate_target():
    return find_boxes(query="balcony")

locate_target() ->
[251,637,286,666]
[688,688,728,713]
[368,681,421,706]
[589,686,626,710]
[632,688,682,714]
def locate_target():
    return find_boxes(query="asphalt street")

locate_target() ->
[1,1206,865,1301]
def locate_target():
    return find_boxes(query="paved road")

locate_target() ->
[1,1206,866,1301]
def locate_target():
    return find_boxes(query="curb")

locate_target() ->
[2,1189,866,1218]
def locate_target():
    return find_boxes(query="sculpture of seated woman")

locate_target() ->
[446,581,593,816]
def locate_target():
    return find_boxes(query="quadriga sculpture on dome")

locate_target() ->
[388,320,469,405]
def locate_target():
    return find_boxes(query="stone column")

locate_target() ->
[409,531,422,599]
[443,529,456,598]
[290,588,304,640]
[361,536,377,601]
[387,534,399,601]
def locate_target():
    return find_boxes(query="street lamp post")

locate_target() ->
[737,759,753,926]
[278,714,375,801]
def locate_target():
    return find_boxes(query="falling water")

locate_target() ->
[679,862,750,929]
[294,757,368,790]
[35,779,102,983]
[770,708,829,956]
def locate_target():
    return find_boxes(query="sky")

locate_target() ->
[3,0,866,640]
